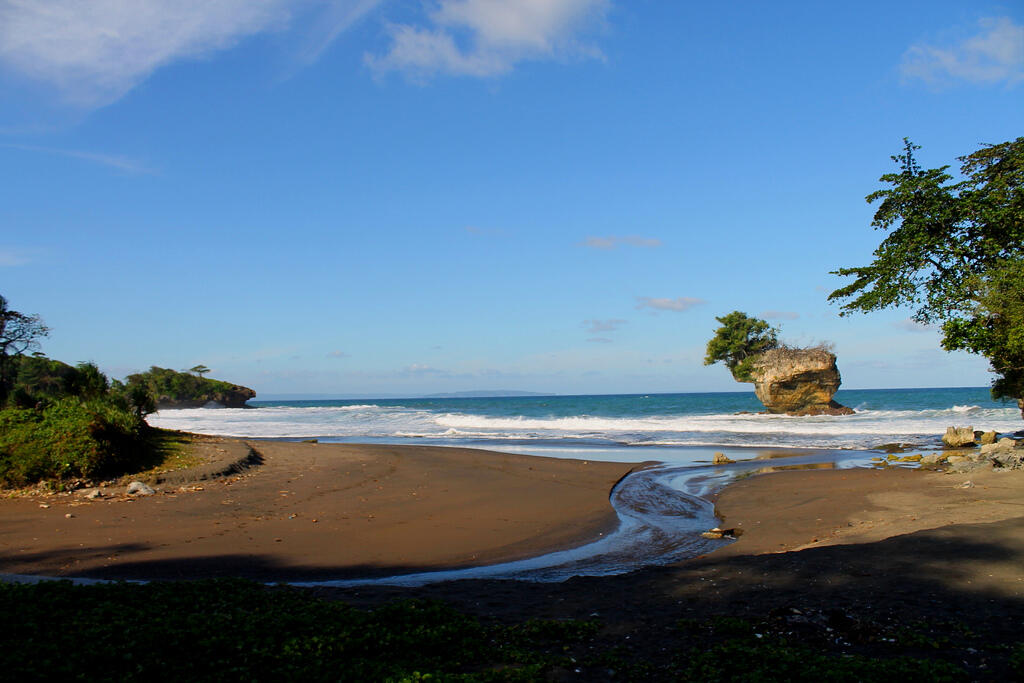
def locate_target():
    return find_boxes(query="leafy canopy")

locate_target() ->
[829,137,1024,401]
[704,311,779,382]
[0,295,49,403]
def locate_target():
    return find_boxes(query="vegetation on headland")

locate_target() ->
[829,137,1024,406]
[123,365,255,409]
[0,295,234,487]
[703,311,780,382]
[0,578,1015,681]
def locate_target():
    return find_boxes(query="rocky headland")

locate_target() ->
[154,383,256,409]
[748,347,854,416]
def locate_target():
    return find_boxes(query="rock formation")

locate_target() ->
[747,347,853,415]
[155,383,255,409]
[941,426,977,448]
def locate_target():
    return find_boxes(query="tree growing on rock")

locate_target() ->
[704,311,779,382]
[705,312,852,415]
[829,137,1024,410]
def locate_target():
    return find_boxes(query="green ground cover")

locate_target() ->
[1,579,1018,682]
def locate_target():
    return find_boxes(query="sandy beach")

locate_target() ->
[0,440,634,580]
[2,441,1024,589]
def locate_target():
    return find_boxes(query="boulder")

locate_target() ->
[126,481,155,496]
[748,347,854,415]
[712,452,734,465]
[979,431,998,445]
[920,453,944,465]
[942,426,977,448]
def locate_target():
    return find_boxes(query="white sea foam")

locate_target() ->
[146,399,1022,451]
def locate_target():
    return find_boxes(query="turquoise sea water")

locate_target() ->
[149,386,1021,455]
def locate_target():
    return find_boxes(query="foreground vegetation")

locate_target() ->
[0,352,157,487]
[0,579,1017,682]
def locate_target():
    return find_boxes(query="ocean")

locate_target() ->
[148,386,1021,461]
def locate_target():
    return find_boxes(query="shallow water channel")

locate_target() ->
[299,448,876,588]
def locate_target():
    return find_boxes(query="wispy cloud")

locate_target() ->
[582,318,625,334]
[326,350,350,358]
[761,310,800,321]
[367,0,609,79]
[901,16,1024,87]
[586,337,612,344]
[0,1,380,107]
[401,363,448,376]
[0,247,38,267]
[2,143,154,174]
[635,296,705,312]
[893,318,936,333]
[579,235,662,250]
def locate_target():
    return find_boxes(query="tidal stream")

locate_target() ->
[299,449,876,588]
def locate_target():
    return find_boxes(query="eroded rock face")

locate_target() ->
[749,348,853,415]
[942,426,977,448]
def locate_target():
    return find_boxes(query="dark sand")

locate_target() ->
[0,441,633,580]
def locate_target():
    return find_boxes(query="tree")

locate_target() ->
[940,258,1024,401]
[704,311,779,382]
[829,137,1024,402]
[0,295,49,404]
[189,364,210,379]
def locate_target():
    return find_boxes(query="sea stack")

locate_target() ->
[748,347,854,416]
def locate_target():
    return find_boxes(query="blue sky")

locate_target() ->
[1,1,1022,397]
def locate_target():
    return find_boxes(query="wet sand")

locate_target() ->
[712,465,1024,563]
[0,442,633,580]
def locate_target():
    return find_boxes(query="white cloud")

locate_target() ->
[326,349,350,358]
[402,363,447,376]
[586,337,612,344]
[901,17,1024,87]
[367,0,609,79]
[0,0,380,107]
[635,296,705,312]
[893,318,936,333]
[760,310,800,321]
[579,235,662,250]
[2,143,153,173]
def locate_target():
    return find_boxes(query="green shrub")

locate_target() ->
[0,397,146,485]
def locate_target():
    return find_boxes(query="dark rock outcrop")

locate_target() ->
[748,347,853,416]
[155,384,256,409]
